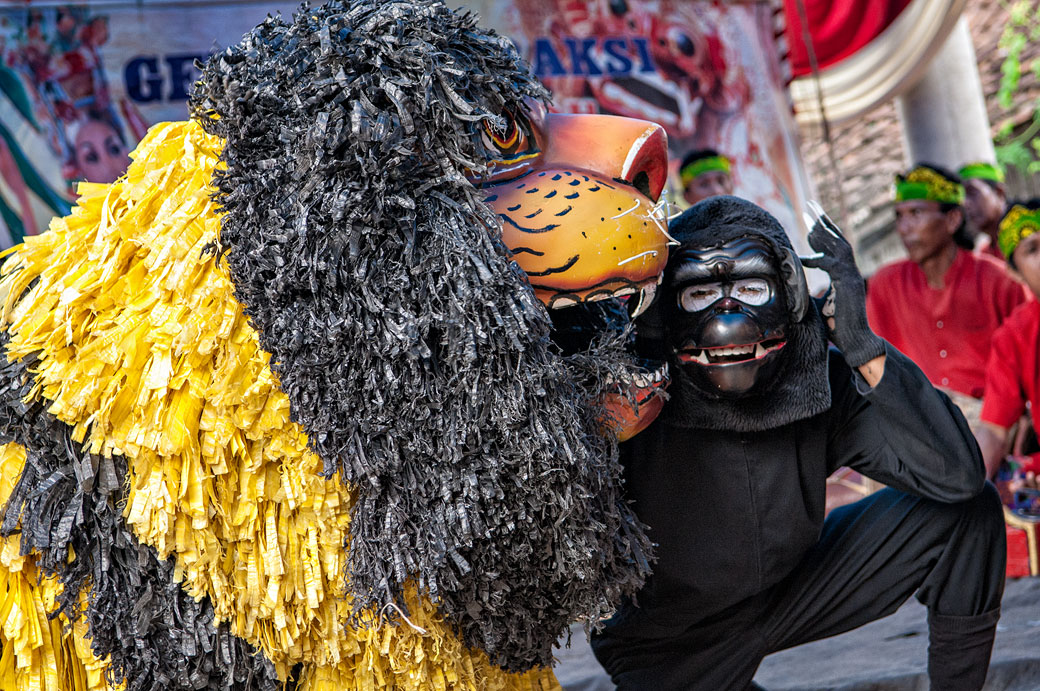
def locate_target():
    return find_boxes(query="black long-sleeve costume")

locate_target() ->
[591,197,1006,690]
[592,347,1006,690]
[624,344,982,622]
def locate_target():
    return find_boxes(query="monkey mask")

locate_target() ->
[640,196,831,431]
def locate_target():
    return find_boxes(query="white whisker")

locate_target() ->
[656,198,683,222]
[612,199,642,219]
[618,250,659,266]
[645,199,682,244]
[635,212,678,244]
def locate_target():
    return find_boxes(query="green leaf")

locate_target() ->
[999,19,1021,46]
[999,38,1025,108]
[1010,0,1030,25]
[996,140,1034,175]
[994,1,1040,163]
[999,79,1017,109]
[1010,31,1027,54]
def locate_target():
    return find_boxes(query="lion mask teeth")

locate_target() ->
[548,279,657,318]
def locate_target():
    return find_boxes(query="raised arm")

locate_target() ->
[799,202,982,500]
[827,345,985,502]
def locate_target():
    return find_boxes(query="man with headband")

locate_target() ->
[866,163,1026,428]
[978,200,1040,479]
[591,195,1005,690]
[960,161,1009,260]
[680,148,734,206]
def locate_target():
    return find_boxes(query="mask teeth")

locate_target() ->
[548,295,578,309]
[604,362,669,391]
[690,349,709,365]
[631,371,651,388]
[630,282,656,318]
[630,361,670,388]
[705,344,755,359]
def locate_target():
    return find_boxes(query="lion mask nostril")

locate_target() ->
[620,125,667,201]
[632,171,652,200]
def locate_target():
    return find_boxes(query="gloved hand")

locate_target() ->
[799,201,886,368]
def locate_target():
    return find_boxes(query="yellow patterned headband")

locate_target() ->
[895,167,965,205]
[998,204,1040,258]
[680,155,731,187]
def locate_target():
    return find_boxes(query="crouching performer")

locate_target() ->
[591,196,1006,691]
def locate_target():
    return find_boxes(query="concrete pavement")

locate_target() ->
[553,576,1040,691]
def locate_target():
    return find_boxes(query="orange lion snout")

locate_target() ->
[540,113,668,202]
[482,111,670,310]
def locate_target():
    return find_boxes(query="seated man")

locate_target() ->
[679,148,734,205]
[959,161,1009,260]
[592,196,1006,691]
[978,199,1040,479]
[867,163,1026,428]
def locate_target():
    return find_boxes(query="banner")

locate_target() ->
[0,1,817,259]
[479,0,817,258]
[0,1,295,246]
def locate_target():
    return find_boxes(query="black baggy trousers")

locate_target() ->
[591,484,1007,690]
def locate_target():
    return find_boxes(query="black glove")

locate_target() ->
[799,202,886,368]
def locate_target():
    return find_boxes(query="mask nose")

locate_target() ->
[697,311,761,348]
[715,296,741,311]
[540,113,668,201]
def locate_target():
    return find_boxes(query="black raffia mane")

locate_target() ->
[189,0,653,671]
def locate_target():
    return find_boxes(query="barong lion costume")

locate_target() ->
[0,2,671,689]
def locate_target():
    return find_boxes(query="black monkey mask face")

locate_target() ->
[638,196,831,432]
[670,236,793,396]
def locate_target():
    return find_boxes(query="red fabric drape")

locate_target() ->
[785,0,913,77]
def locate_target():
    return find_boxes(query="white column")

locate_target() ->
[895,16,994,169]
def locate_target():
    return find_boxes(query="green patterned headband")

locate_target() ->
[958,161,1005,184]
[998,204,1040,258]
[680,155,731,187]
[894,167,965,205]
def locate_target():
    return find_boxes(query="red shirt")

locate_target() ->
[981,300,1040,428]
[974,235,1004,261]
[866,249,1027,398]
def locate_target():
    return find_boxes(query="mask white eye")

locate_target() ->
[731,278,771,306]
[678,283,723,312]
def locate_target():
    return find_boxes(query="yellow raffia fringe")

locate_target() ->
[0,120,559,690]
[0,443,119,691]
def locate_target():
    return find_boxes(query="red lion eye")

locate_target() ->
[468,108,542,186]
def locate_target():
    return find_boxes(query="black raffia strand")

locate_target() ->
[0,333,284,691]
[190,0,654,671]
